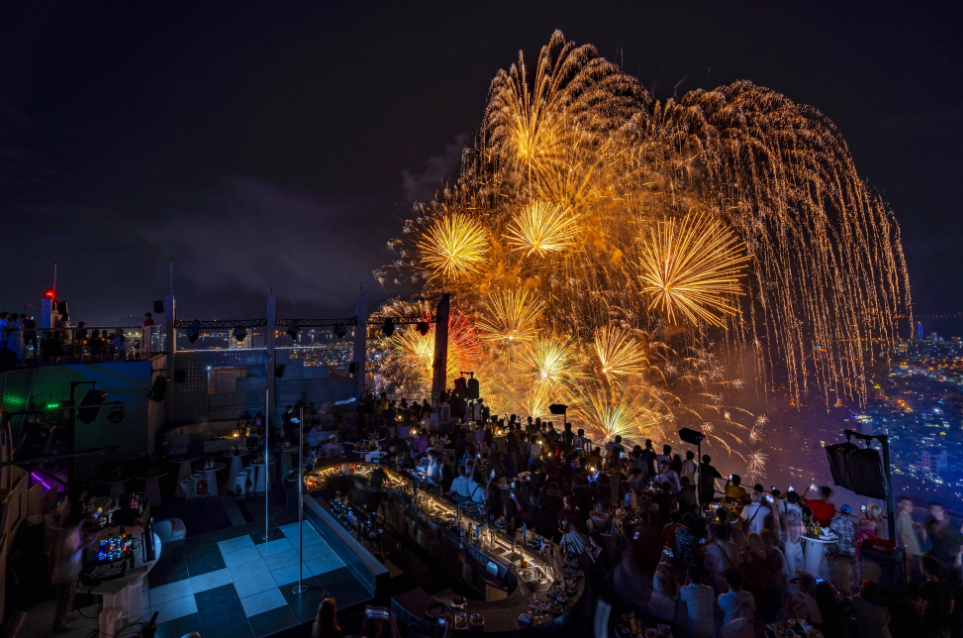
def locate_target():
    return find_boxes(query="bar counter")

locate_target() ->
[302,461,587,635]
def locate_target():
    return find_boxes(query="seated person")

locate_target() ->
[321,434,343,459]
[113,495,143,527]
[307,425,322,448]
[724,474,748,503]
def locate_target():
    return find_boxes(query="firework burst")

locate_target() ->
[375,30,912,466]
[477,289,545,344]
[506,201,582,257]
[417,214,488,281]
[638,211,751,327]
[594,326,648,377]
[746,450,768,484]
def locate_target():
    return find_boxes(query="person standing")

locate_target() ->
[718,570,755,638]
[5,313,22,360]
[681,450,698,486]
[917,555,952,638]
[923,501,961,575]
[680,563,716,638]
[896,496,922,579]
[803,485,836,527]
[51,512,95,632]
[657,460,681,494]
[141,312,155,355]
[20,314,37,358]
[700,455,722,504]
[740,491,770,536]
[829,504,857,556]
[704,523,741,592]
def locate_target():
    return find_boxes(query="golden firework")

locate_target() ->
[417,214,488,281]
[639,211,750,328]
[573,384,665,448]
[522,335,580,386]
[505,201,582,256]
[375,30,912,468]
[477,289,544,344]
[594,326,648,377]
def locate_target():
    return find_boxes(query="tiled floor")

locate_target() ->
[18,519,373,638]
[146,521,373,638]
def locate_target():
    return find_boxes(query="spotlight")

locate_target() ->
[286,319,300,341]
[187,319,200,343]
[416,321,430,336]
[333,324,347,339]
[107,403,125,424]
[233,327,247,342]
[382,318,395,337]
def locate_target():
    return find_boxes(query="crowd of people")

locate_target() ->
[349,397,963,638]
[0,310,158,366]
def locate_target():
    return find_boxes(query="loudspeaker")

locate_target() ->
[174,369,187,383]
[825,442,859,490]
[275,364,286,379]
[154,300,165,314]
[348,361,358,375]
[76,390,108,424]
[848,448,888,499]
[467,377,479,400]
[149,375,168,402]
[679,427,707,445]
[859,542,905,592]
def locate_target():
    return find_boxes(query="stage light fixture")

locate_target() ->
[187,319,200,343]
[333,324,347,339]
[233,327,247,342]
[286,319,300,341]
[382,318,395,337]
[416,321,430,336]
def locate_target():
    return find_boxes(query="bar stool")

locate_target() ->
[180,478,195,500]
[192,473,208,498]
[233,469,250,496]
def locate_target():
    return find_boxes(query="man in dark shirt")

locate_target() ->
[642,439,657,478]
[383,402,396,433]
[699,455,722,504]
[562,423,574,452]
[925,501,963,573]
[20,314,37,356]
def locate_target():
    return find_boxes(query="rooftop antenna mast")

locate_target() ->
[53,262,57,299]
[170,261,174,296]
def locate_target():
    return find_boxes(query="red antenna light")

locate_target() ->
[44,290,55,298]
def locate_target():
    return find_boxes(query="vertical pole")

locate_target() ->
[431,293,450,411]
[165,294,176,422]
[266,295,276,440]
[264,389,270,540]
[293,406,309,594]
[696,440,702,511]
[53,262,57,300]
[881,435,896,541]
[353,289,368,399]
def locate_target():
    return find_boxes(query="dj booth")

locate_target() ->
[80,522,162,634]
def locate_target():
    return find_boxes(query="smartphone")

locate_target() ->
[771,485,776,492]
[728,474,733,480]
[861,503,866,512]
[766,493,774,504]
[477,453,482,458]
[788,484,795,492]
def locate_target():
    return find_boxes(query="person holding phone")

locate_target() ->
[803,485,836,527]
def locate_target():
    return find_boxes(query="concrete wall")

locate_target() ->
[28,359,159,478]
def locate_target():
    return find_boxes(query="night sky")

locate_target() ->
[2,2,961,331]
